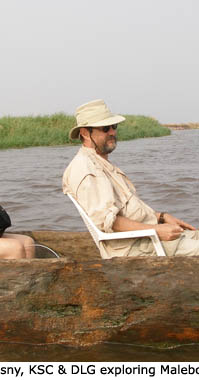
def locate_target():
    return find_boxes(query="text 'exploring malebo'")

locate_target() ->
[0,363,199,378]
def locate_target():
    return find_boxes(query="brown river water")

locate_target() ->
[0,129,199,362]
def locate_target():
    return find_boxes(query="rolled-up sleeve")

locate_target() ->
[77,174,119,233]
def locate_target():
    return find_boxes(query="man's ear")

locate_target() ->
[80,127,90,141]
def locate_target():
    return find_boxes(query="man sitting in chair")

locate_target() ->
[62,99,199,259]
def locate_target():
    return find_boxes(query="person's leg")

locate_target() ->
[174,230,199,256]
[2,233,35,258]
[0,236,26,259]
[21,235,35,258]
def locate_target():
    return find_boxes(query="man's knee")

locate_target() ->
[22,235,35,247]
[22,235,35,258]
[175,237,199,256]
[7,240,26,259]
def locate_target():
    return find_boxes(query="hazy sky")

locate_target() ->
[1,0,199,123]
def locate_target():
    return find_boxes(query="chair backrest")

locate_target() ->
[67,193,101,249]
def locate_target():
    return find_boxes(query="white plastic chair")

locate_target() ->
[67,193,166,258]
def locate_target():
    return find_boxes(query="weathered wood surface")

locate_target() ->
[30,230,100,260]
[1,230,199,347]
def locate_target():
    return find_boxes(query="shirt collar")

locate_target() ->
[80,146,126,175]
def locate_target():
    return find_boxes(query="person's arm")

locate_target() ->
[112,215,184,241]
[155,212,196,231]
[77,175,194,240]
[77,174,120,233]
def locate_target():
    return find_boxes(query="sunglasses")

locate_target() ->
[98,124,118,133]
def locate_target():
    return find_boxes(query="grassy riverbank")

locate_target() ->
[0,113,170,149]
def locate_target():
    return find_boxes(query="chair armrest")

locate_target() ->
[98,229,166,257]
[98,229,157,241]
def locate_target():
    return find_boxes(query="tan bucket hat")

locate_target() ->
[69,99,125,139]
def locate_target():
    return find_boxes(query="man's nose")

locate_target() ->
[108,126,117,135]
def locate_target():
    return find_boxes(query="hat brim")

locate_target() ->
[69,114,125,140]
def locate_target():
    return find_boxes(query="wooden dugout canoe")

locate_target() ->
[1,230,199,348]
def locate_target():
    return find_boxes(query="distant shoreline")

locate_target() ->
[1,115,198,150]
[163,123,199,130]
[0,113,170,149]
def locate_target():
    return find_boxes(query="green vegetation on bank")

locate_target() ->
[0,113,171,149]
[118,115,170,140]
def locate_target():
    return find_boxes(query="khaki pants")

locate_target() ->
[129,230,199,257]
[164,230,199,257]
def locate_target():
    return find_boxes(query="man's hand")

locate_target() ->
[163,213,196,231]
[155,223,184,241]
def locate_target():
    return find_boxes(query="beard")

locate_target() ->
[99,136,117,154]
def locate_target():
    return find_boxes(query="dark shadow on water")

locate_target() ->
[1,342,199,362]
